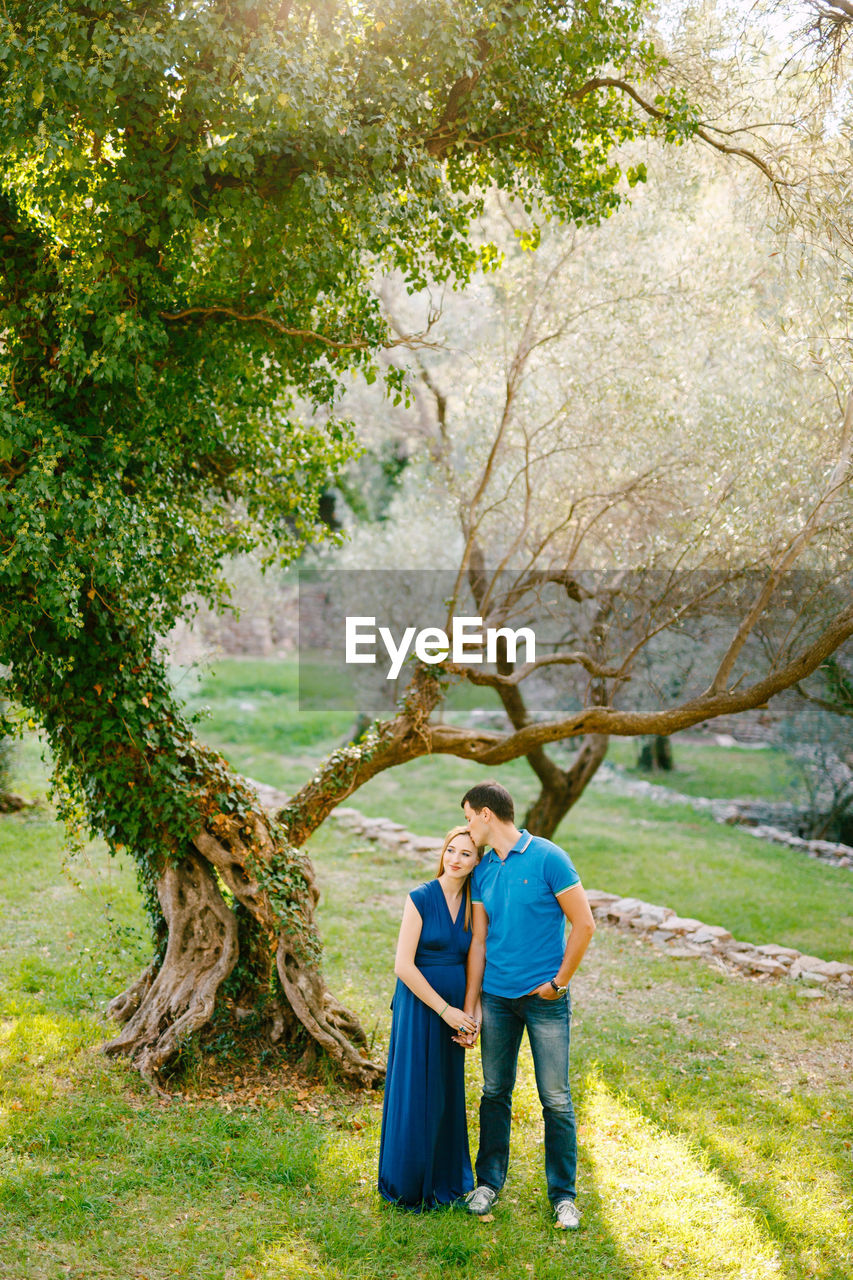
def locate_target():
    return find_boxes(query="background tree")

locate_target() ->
[326,145,853,834]
[774,699,853,841]
[776,652,853,842]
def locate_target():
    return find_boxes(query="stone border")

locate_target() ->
[584,891,852,998]
[592,766,853,870]
[327,804,853,1000]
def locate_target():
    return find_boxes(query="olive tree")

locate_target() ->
[328,144,853,836]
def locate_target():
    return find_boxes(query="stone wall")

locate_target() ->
[584,890,853,997]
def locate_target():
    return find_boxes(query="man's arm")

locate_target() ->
[534,884,596,1000]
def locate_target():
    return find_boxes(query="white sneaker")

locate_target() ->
[465,1185,498,1215]
[554,1198,581,1229]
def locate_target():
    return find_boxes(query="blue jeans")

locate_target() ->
[476,990,577,1204]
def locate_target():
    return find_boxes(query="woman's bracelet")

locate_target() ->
[438,1002,449,1018]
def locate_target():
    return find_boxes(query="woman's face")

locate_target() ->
[442,832,479,878]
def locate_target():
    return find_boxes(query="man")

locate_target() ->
[460,780,596,1230]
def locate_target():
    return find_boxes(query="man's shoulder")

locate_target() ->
[526,835,579,887]
[472,853,494,884]
[471,851,502,903]
[526,833,572,861]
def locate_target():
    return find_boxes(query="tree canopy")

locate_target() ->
[0,0,698,728]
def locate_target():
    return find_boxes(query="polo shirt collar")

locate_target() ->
[487,828,533,861]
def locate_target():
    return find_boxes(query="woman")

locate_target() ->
[377,825,482,1210]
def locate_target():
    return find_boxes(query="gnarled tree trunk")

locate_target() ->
[106,849,241,1078]
[97,664,445,1092]
[103,771,387,1092]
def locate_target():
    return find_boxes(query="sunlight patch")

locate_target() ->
[674,1104,853,1274]
[0,1012,95,1068]
[316,1123,378,1198]
[582,1074,783,1279]
[240,1232,329,1279]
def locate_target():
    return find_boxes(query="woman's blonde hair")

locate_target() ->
[436,825,483,932]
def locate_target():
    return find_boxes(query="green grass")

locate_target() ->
[1,810,852,1279]
[606,736,798,801]
[561,791,853,964]
[2,658,852,1278]
[177,657,355,750]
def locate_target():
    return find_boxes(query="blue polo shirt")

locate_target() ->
[471,829,580,997]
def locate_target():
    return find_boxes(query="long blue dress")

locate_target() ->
[377,879,475,1210]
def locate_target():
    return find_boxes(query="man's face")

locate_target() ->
[463,801,489,847]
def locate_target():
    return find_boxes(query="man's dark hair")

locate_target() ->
[461,781,515,823]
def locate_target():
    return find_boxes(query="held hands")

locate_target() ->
[450,1004,481,1048]
[441,1005,477,1036]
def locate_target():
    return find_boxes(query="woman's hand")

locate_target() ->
[441,1005,478,1035]
[450,1005,481,1047]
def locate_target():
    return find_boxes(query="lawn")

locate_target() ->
[605,736,797,801]
[1,805,852,1280]
[2,658,851,1279]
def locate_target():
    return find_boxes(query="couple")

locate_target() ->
[377,781,596,1230]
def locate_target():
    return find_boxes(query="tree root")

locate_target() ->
[106,961,158,1025]
[276,940,384,1089]
[104,851,239,1090]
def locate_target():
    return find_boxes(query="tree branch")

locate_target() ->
[426,601,853,763]
[794,683,853,719]
[573,76,783,186]
[708,389,853,695]
[158,306,441,352]
[447,651,623,686]
[811,0,853,22]
[279,599,853,846]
